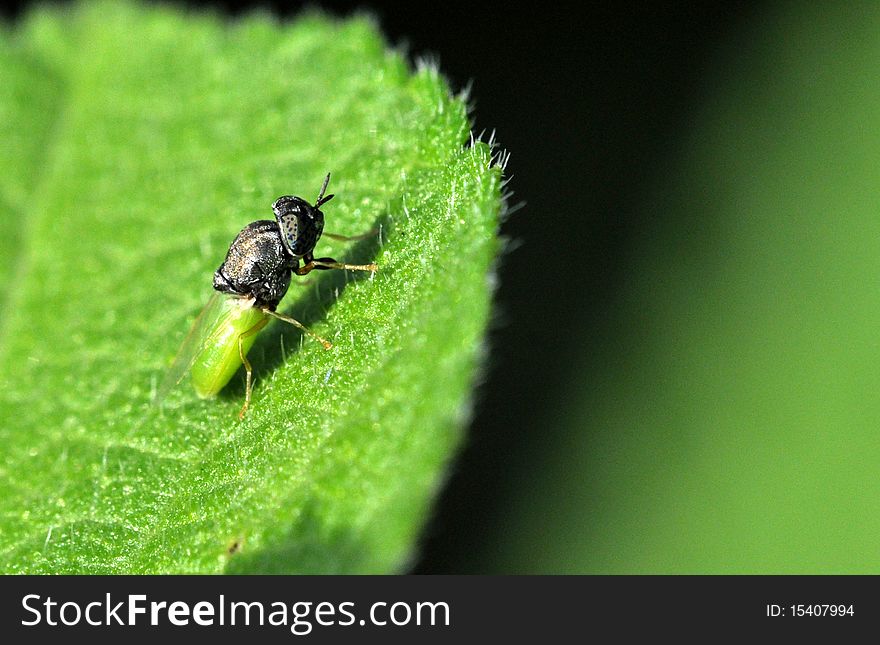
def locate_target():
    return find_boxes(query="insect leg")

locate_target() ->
[295,257,378,275]
[322,228,378,242]
[262,308,333,350]
[237,316,270,419]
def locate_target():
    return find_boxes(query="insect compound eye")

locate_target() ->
[272,195,321,257]
[273,195,308,255]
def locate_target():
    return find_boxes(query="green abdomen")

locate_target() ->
[190,302,268,398]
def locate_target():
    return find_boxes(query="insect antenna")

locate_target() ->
[315,172,335,208]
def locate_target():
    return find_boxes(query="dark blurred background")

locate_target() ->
[1,1,769,571]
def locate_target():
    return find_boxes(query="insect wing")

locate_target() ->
[156,292,236,403]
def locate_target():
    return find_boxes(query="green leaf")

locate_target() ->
[0,1,502,573]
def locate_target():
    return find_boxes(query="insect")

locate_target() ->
[159,173,377,418]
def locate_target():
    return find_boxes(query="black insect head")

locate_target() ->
[272,173,334,258]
